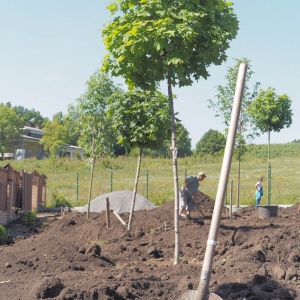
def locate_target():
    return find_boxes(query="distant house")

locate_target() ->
[9,125,84,160]
[13,125,46,160]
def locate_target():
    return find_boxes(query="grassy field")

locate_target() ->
[5,143,300,208]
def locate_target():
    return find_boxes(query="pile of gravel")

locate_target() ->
[78,190,157,214]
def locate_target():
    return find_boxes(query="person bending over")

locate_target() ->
[179,172,206,220]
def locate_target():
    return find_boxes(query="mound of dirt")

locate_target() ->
[0,191,299,300]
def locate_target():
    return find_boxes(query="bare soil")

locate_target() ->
[1,191,299,300]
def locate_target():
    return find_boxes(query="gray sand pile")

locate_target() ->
[79,190,157,213]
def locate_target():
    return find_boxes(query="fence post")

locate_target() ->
[146,169,148,199]
[110,170,113,192]
[106,197,110,228]
[230,180,233,219]
[76,172,79,205]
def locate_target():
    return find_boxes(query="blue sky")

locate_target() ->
[0,0,299,148]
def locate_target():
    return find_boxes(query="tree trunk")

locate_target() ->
[127,146,143,232]
[87,155,96,220]
[167,67,180,265]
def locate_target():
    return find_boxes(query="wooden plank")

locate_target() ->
[112,210,126,226]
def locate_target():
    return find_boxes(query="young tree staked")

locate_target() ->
[248,87,292,205]
[248,87,292,134]
[208,58,260,205]
[108,90,170,231]
[70,71,120,219]
[102,0,239,265]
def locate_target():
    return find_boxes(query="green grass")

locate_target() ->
[5,143,300,208]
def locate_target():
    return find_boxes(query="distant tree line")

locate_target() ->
[0,71,208,159]
[0,59,293,161]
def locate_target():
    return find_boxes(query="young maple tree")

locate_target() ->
[208,58,261,206]
[69,71,120,219]
[108,89,170,232]
[102,0,239,265]
[248,87,292,205]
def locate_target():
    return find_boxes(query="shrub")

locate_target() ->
[0,224,8,244]
[51,190,71,207]
[23,210,37,226]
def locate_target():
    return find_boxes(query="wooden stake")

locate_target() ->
[106,197,110,228]
[113,210,126,226]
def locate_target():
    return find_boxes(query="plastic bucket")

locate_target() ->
[258,205,279,219]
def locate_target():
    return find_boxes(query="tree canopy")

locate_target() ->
[102,0,239,90]
[3,102,47,126]
[208,58,260,140]
[175,122,192,157]
[195,129,226,156]
[0,104,24,159]
[69,71,120,158]
[39,115,67,159]
[248,87,293,133]
[108,89,171,150]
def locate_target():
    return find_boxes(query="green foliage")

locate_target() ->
[3,102,47,125]
[70,71,120,158]
[63,108,81,146]
[23,210,37,226]
[176,122,192,157]
[50,190,71,207]
[233,132,247,160]
[0,224,8,244]
[208,58,261,148]
[100,159,123,170]
[125,122,192,158]
[39,117,68,158]
[108,89,171,150]
[113,144,128,157]
[248,87,293,133]
[195,129,226,156]
[102,0,239,90]
[0,104,24,158]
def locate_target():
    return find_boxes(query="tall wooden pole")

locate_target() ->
[196,63,247,300]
